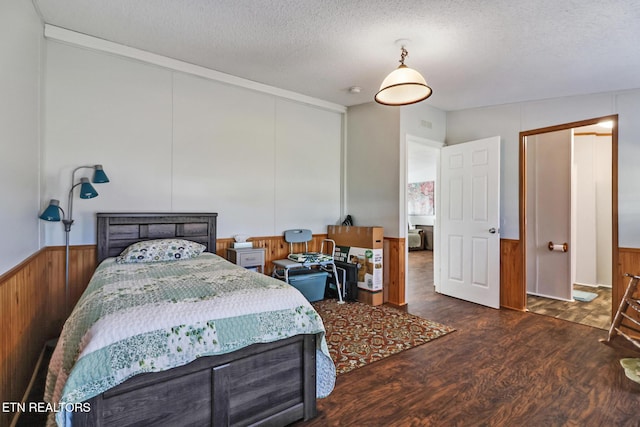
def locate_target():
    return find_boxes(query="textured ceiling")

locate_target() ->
[33,0,640,111]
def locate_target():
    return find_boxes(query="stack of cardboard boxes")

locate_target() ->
[328,225,384,305]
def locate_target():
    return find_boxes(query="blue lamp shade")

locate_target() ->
[79,178,98,199]
[39,199,62,221]
[92,165,110,183]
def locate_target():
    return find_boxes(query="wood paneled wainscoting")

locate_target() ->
[0,245,96,427]
[1,250,47,427]
[500,238,525,311]
[617,247,640,329]
[215,234,332,276]
[383,237,405,307]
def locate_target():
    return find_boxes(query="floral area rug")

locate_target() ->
[312,299,455,374]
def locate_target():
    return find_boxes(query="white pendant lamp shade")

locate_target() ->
[375,47,432,106]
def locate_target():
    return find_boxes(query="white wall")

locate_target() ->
[447,90,640,244]
[346,103,401,235]
[572,134,597,286]
[0,1,42,274]
[402,104,446,230]
[42,42,173,245]
[572,133,612,287]
[400,103,447,143]
[594,135,612,286]
[42,41,342,246]
[525,138,538,293]
[407,142,437,183]
[407,140,437,227]
[616,91,640,247]
[345,102,446,238]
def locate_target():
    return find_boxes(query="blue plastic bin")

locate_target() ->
[287,270,328,302]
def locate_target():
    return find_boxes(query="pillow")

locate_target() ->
[116,239,206,264]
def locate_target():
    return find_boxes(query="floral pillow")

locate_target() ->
[116,239,206,264]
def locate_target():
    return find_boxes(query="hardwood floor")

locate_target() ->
[299,250,640,427]
[527,284,612,330]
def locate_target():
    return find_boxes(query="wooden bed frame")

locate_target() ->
[73,213,318,426]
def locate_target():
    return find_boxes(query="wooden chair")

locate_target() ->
[602,273,640,350]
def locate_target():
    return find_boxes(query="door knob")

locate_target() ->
[489,228,497,234]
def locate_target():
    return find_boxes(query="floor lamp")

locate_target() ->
[39,165,110,316]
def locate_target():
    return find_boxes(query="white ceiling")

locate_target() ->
[33,0,640,111]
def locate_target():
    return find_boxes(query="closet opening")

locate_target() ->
[520,115,618,329]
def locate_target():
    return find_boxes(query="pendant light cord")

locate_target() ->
[399,47,408,65]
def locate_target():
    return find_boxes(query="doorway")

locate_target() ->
[406,136,442,302]
[520,115,618,329]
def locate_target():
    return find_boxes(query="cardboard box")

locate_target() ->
[328,225,383,249]
[329,226,384,293]
[357,289,384,306]
[333,245,383,291]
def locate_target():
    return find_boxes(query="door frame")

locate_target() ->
[519,115,619,315]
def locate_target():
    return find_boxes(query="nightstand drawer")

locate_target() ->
[237,250,264,266]
[226,247,266,273]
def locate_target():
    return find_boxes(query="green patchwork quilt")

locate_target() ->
[44,253,335,426]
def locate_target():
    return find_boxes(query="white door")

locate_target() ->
[439,136,501,308]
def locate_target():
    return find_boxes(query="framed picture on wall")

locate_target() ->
[408,181,434,215]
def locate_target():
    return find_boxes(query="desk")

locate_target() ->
[226,247,265,273]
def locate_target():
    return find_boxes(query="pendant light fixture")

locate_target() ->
[375,42,432,106]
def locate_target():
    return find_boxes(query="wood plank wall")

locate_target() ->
[500,239,525,311]
[384,237,405,307]
[616,247,640,329]
[215,234,331,276]
[0,250,48,427]
[0,245,98,427]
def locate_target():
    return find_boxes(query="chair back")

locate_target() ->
[283,229,312,253]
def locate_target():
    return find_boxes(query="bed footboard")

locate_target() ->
[72,334,317,426]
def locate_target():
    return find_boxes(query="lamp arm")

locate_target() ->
[67,165,94,228]
[66,181,83,231]
[70,165,94,189]
[57,205,67,219]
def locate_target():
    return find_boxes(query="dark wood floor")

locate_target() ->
[299,250,640,427]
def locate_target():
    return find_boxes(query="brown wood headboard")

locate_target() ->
[96,213,218,264]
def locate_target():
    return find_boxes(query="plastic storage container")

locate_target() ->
[287,270,328,302]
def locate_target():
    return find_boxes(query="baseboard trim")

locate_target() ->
[10,343,50,427]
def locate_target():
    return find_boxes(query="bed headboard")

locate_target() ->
[96,213,218,264]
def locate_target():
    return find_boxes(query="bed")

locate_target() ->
[44,213,335,427]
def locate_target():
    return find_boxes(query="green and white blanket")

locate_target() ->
[44,253,335,426]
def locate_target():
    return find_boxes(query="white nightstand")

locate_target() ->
[226,247,265,274]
